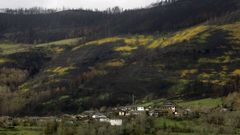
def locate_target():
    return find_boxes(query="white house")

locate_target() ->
[137,107,145,111]
[163,101,176,113]
[119,111,125,116]
[171,106,176,112]
[109,119,122,126]
[100,118,122,126]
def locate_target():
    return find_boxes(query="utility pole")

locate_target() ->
[132,94,135,105]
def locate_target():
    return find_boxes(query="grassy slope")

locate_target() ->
[0,43,30,55]
[1,18,240,114]
[0,42,30,65]
[0,126,41,135]
[139,97,223,111]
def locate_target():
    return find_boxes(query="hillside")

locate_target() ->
[0,10,240,115]
[0,0,239,43]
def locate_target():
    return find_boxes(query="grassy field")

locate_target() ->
[178,98,223,110]
[0,43,30,55]
[35,38,81,54]
[139,97,223,111]
[153,117,196,134]
[0,126,41,135]
[37,38,81,47]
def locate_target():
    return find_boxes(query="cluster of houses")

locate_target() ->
[76,101,192,126]
[115,101,183,118]
[75,111,123,126]
[0,101,194,128]
[61,101,185,126]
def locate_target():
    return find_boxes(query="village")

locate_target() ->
[0,101,196,128]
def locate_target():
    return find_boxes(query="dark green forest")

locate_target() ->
[0,0,239,43]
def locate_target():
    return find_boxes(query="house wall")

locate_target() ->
[137,107,145,111]
[109,119,122,126]
[100,118,123,126]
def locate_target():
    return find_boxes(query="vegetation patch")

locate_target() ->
[46,66,76,76]
[222,22,240,43]
[232,69,240,76]
[114,46,137,52]
[178,98,223,110]
[148,25,209,48]
[104,59,125,68]
[0,43,29,55]
[85,37,122,46]
[37,38,81,47]
[0,58,12,64]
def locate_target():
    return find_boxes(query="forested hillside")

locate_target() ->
[0,0,240,115]
[0,0,239,43]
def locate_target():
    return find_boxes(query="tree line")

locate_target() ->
[0,0,239,44]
